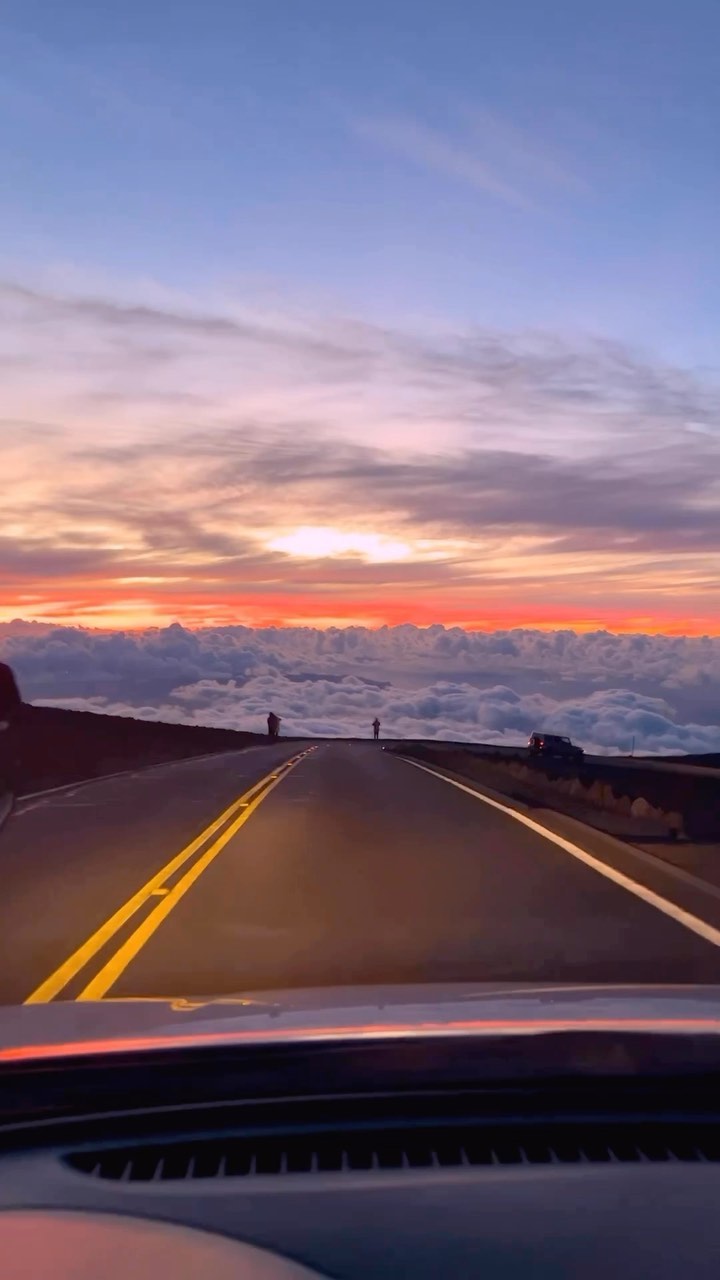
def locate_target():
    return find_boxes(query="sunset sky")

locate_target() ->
[1,1,719,635]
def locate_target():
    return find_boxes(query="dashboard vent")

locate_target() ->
[64,1124,720,1181]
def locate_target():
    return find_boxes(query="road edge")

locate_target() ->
[14,746,273,806]
[0,790,13,833]
[397,754,720,951]
[396,753,720,908]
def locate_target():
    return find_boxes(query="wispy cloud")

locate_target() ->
[353,114,532,208]
[240,438,720,547]
[353,101,587,210]
[461,106,588,195]
[1,282,359,362]
[1,275,719,630]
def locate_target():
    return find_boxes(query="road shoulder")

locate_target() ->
[395,753,720,931]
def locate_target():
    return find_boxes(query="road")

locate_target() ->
[2,741,720,1005]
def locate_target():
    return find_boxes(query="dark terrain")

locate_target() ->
[3,704,268,796]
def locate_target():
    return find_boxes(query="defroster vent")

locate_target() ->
[64,1123,720,1181]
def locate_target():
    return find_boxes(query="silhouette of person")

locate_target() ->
[267,712,281,739]
[372,717,381,740]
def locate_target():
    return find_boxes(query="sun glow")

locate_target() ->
[267,526,413,563]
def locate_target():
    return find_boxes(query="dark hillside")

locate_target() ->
[4,704,267,796]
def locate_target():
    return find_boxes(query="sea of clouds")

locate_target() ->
[2,621,720,755]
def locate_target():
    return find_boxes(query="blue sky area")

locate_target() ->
[2,0,719,365]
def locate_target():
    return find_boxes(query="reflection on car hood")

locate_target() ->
[3,984,720,1061]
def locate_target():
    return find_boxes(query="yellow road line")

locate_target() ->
[25,754,304,1004]
[77,768,292,1000]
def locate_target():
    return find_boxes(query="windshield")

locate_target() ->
[1,0,719,1027]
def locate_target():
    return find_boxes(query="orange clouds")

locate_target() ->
[1,581,717,636]
[1,278,719,638]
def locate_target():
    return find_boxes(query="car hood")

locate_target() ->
[3,983,720,1062]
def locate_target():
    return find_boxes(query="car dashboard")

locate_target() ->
[1,1031,720,1278]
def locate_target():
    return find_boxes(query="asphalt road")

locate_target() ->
[2,741,720,1005]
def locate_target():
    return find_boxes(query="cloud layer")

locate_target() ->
[1,276,719,631]
[4,622,719,756]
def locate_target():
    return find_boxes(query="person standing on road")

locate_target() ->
[267,711,281,740]
[372,717,381,741]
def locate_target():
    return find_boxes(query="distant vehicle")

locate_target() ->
[528,732,584,761]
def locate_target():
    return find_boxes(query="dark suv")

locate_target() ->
[528,732,584,761]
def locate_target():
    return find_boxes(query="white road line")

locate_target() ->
[400,757,720,951]
[14,746,289,806]
[0,791,12,830]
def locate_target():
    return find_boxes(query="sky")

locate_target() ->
[1,0,719,634]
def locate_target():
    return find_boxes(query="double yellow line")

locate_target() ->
[25,751,310,1004]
